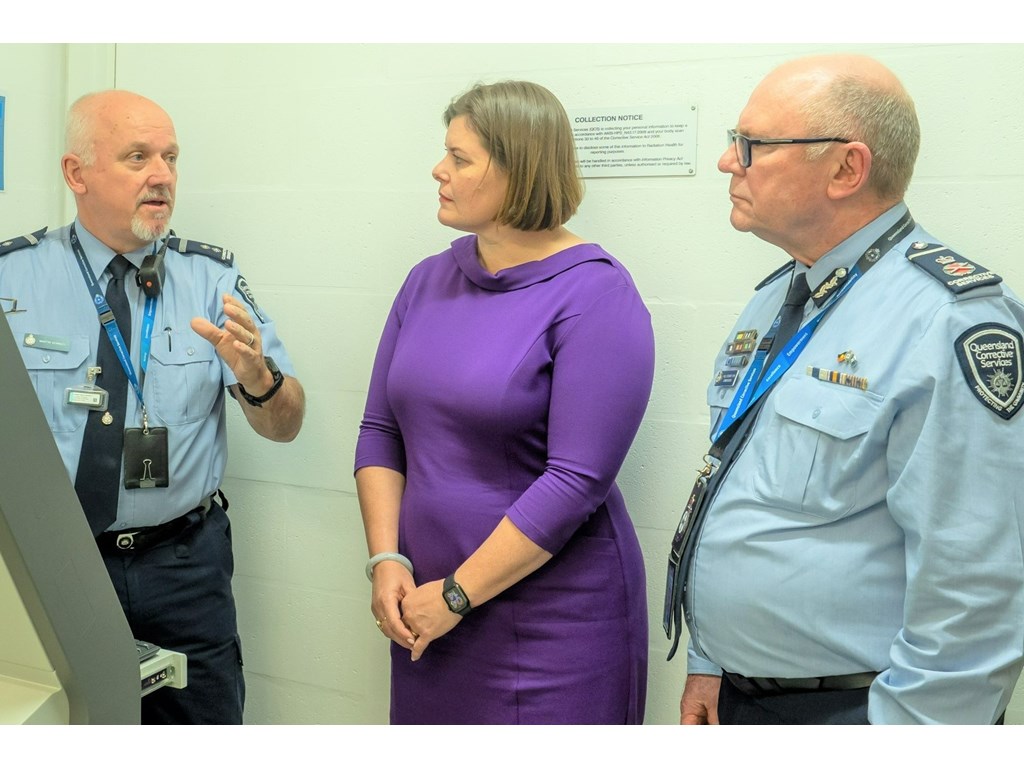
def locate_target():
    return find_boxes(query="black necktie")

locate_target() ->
[693,271,812,559]
[764,271,811,370]
[713,271,812,525]
[664,268,814,658]
[75,255,134,536]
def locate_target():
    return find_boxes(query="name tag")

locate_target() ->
[714,369,738,387]
[24,333,71,352]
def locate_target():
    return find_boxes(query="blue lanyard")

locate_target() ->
[711,211,915,444]
[70,224,157,412]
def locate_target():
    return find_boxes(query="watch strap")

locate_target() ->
[442,573,472,616]
[237,356,284,407]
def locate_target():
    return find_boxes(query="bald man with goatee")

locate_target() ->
[0,90,305,723]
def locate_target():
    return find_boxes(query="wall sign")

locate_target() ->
[569,104,697,179]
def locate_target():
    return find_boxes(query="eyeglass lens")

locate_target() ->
[727,130,751,168]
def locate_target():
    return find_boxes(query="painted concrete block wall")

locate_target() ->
[0,45,68,234]
[2,42,1022,725]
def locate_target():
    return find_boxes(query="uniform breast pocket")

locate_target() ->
[760,376,887,520]
[147,332,220,425]
[20,336,91,433]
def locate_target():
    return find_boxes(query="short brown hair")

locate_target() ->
[443,81,583,231]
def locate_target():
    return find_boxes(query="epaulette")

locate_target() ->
[905,241,1002,294]
[754,260,795,291]
[0,227,48,257]
[165,235,234,267]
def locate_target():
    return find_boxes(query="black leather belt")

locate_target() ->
[96,495,215,554]
[724,670,878,697]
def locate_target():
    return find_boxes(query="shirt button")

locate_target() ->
[187,347,195,356]
[42,354,51,363]
[812,407,822,418]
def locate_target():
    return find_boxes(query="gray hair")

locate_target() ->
[65,93,99,166]
[801,74,920,201]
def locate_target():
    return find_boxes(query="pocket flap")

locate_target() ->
[148,331,216,366]
[19,335,90,370]
[773,375,881,440]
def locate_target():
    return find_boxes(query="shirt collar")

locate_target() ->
[805,202,909,295]
[73,218,158,274]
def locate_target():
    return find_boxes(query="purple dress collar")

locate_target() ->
[450,234,613,292]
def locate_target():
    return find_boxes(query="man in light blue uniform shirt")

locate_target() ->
[0,90,305,723]
[666,54,1024,724]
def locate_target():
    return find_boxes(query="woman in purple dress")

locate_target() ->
[355,81,654,724]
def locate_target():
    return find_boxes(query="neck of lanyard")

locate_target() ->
[70,223,158,413]
[711,210,915,445]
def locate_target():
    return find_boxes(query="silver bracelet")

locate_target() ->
[365,552,414,581]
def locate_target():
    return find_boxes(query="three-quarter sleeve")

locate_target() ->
[354,288,408,476]
[505,283,654,553]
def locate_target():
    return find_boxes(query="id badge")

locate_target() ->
[66,366,108,410]
[670,473,710,563]
[65,385,108,410]
[663,473,708,635]
[123,427,170,489]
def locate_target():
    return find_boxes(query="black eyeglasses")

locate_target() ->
[727,129,852,168]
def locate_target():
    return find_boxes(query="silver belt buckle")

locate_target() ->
[116,532,139,550]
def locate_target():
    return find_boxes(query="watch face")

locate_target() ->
[264,356,280,374]
[444,585,469,614]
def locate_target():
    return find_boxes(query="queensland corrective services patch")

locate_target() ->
[235,275,266,323]
[955,323,1024,420]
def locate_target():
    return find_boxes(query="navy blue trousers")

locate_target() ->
[718,672,870,725]
[718,673,1007,724]
[101,502,245,724]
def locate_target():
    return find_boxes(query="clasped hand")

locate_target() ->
[372,563,461,661]
[400,578,462,661]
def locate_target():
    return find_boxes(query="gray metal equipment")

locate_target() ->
[0,307,140,724]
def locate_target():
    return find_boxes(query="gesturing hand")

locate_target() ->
[191,293,273,394]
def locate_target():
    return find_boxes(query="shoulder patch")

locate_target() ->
[755,260,795,291]
[165,235,234,267]
[955,323,1024,420]
[0,227,48,257]
[235,275,266,323]
[905,242,1002,294]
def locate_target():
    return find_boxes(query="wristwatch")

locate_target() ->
[237,356,284,407]
[442,573,472,616]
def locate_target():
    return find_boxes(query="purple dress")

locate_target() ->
[355,235,654,724]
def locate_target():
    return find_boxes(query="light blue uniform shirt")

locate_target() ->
[686,204,1024,723]
[0,221,295,529]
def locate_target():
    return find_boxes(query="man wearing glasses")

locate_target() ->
[663,54,1024,724]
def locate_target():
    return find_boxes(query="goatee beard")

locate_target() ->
[131,213,171,244]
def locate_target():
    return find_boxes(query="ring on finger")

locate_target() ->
[246,330,255,347]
